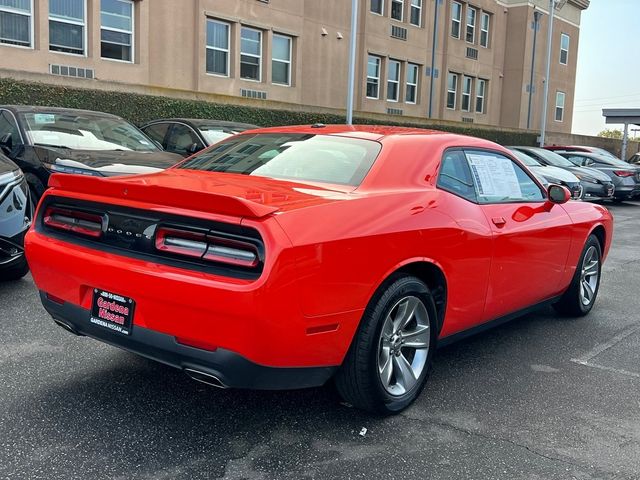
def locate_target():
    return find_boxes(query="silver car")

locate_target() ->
[508,148,583,199]
[558,152,640,203]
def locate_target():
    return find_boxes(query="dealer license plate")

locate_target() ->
[90,289,135,336]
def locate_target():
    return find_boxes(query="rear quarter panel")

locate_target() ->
[559,201,613,289]
[275,189,494,338]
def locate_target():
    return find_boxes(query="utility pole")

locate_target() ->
[539,1,556,146]
[346,0,359,125]
[428,0,441,119]
[540,0,568,146]
[526,10,541,130]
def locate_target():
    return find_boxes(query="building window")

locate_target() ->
[370,0,383,15]
[100,0,133,62]
[0,0,32,47]
[406,63,419,104]
[447,72,458,110]
[560,33,569,65]
[49,0,85,55]
[240,27,262,81]
[387,59,400,102]
[555,91,565,122]
[391,0,403,21]
[410,0,422,26]
[451,2,462,39]
[366,55,381,99]
[466,6,476,43]
[206,19,230,76]
[480,12,490,48]
[272,34,292,86]
[461,76,472,111]
[476,79,486,113]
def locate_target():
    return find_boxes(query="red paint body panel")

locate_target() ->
[25,126,614,372]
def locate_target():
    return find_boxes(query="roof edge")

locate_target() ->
[568,0,590,11]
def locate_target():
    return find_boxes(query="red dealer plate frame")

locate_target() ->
[90,289,135,336]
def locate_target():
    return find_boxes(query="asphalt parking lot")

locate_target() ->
[1,202,640,480]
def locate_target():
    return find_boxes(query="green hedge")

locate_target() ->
[0,77,537,146]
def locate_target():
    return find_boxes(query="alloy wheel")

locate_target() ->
[579,245,600,306]
[377,295,431,396]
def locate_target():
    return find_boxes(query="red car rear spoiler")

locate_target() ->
[47,174,280,219]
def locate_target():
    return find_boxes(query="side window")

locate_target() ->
[166,124,204,155]
[437,150,477,202]
[0,110,23,150]
[142,123,170,149]
[465,150,545,203]
[566,155,585,166]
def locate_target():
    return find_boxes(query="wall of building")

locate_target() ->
[0,0,588,134]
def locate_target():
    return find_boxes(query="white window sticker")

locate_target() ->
[467,154,522,198]
[34,114,56,124]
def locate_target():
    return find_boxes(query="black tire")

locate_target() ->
[553,234,602,317]
[1,256,29,281]
[335,274,438,414]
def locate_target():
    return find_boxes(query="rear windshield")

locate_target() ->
[527,148,575,168]
[199,126,251,145]
[178,133,382,186]
[591,155,632,167]
[21,112,159,152]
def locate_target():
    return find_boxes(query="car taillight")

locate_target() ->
[43,206,103,238]
[155,227,259,268]
[613,170,634,177]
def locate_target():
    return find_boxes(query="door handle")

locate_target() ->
[492,217,507,227]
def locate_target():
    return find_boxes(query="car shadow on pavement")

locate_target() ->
[2,301,596,479]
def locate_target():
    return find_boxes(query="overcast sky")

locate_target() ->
[572,0,640,137]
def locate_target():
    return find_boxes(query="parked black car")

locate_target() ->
[0,106,183,200]
[140,118,258,157]
[0,152,31,281]
[557,151,640,202]
[510,147,615,201]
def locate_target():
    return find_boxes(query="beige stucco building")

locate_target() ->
[0,0,589,133]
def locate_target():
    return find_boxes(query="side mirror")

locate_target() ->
[187,143,201,154]
[548,184,571,204]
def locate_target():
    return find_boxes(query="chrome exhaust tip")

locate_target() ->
[184,368,228,389]
[53,318,80,336]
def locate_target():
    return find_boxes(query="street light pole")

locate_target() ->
[526,10,541,130]
[539,0,555,147]
[428,0,441,119]
[346,0,359,125]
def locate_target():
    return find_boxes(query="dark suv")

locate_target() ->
[0,153,31,281]
[0,106,182,201]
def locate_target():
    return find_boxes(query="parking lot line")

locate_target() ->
[570,322,640,378]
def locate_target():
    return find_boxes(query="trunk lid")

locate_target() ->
[48,169,353,219]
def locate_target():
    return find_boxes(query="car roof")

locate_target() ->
[0,105,122,119]
[141,118,259,129]
[556,151,608,159]
[240,124,454,141]
[544,145,589,151]
[509,145,543,151]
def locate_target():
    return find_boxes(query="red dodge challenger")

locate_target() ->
[25,125,613,413]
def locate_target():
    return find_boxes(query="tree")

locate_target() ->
[597,129,624,139]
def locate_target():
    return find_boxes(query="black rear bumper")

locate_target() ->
[39,291,337,390]
[582,183,614,200]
